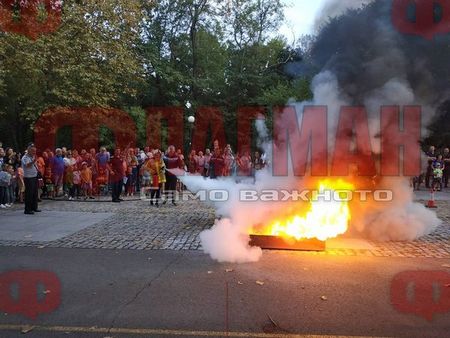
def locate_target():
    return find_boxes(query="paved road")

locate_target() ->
[0,247,449,338]
[0,193,450,258]
[0,190,449,337]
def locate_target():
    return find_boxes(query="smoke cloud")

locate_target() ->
[314,0,375,32]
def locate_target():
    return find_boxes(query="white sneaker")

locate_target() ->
[68,197,73,201]
[0,204,6,209]
[5,204,11,208]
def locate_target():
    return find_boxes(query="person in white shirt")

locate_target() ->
[21,143,41,215]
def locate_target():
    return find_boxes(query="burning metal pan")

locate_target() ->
[249,234,325,251]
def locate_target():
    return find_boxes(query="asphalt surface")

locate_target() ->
[0,247,449,338]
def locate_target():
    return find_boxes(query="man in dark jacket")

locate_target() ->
[109,149,125,202]
[163,145,182,205]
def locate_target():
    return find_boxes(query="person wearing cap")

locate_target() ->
[21,143,41,215]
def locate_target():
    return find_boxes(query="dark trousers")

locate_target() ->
[24,177,38,212]
[425,165,433,188]
[0,186,6,205]
[164,174,177,202]
[444,169,449,188]
[69,184,80,198]
[135,166,141,191]
[111,180,123,201]
[150,184,162,203]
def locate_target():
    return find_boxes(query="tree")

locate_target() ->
[0,0,146,149]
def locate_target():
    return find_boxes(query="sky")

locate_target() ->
[279,0,373,42]
[279,0,327,42]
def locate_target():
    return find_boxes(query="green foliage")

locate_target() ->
[0,0,146,149]
[0,0,314,152]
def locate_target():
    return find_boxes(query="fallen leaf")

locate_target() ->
[21,326,35,334]
[237,281,243,285]
[225,268,233,273]
[320,296,328,301]
[256,281,265,286]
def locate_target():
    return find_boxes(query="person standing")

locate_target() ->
[21,143,41,215]
[0,147,5,167]
[196,151,205,175]
[425,146,437,189]
[442,148,450,188]
[109,148,125,203]
[149,150,166,207]
[163,145,182,205]
[203,148,211,177]
[51,148,65,197]
[210,148,225,179]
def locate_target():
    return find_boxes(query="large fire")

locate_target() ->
[251,179,354,241]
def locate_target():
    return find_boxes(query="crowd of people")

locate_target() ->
[3,141,450,212]
[419,145,450,192]
[0,140,267,212]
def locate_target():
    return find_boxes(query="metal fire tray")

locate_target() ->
[249,234,325,251]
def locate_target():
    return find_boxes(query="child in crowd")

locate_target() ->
[0,164,11,208]
[6,165,15,206]
[203,149,211,177]
[126,149,138,196]
[140,154,153,197]
[149,150,166,207]
[80,162,94,200]
[72,166,81,199]
[65,161,74,201]
[432,162,444,192]
[96,166,108,196]
[44,166,54,199]
[16,165,24,203]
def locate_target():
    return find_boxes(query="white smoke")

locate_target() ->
[351,178,441,241]
[180,69,441,263]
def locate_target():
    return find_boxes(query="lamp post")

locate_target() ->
[187,115,195,149]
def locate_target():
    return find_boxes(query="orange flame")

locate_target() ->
[252,179,354,241]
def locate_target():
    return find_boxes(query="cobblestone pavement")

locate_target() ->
[0,193,449,258]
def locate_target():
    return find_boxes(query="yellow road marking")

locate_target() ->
[0,324,389,338]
